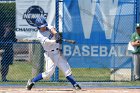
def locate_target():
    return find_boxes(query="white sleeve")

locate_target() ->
[38,37,56,44]
[37,31,56,44]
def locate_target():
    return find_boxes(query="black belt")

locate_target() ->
[51,48,59,51]
[45,48,59,52]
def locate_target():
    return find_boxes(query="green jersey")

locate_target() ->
[131,32,140,54]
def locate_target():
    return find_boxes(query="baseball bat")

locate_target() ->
[62,39,76,44]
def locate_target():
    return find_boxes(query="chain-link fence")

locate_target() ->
[0,0,139,88]
[62,0,137,83]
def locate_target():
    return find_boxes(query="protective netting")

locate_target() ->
[62,0,136,82]
[0,0,139,86]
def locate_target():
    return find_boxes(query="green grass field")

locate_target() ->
[5,61,110,81]
[59,68,110,82]
[0,61,140,87]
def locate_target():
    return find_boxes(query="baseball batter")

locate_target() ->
[26,16,81,90]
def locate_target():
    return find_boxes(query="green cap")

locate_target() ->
[136,23,140,29]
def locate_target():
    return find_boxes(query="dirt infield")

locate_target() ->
[0,88,140,93]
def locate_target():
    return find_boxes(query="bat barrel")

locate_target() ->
[62,39,76,44]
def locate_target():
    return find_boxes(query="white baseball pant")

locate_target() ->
[42,49,72,79]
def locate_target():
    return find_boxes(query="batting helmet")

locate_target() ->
[136,23,140,29]
[35,16,48,28]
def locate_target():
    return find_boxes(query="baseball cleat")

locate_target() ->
[26,79,35,90]
[73,84,81,90]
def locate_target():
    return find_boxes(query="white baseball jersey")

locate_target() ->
[37,24,60,51]
[36,25,72,79]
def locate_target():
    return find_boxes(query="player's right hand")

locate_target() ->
[55,33,62,40]
[55,33,62,44]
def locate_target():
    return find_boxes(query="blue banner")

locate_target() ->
[63,0,136,68]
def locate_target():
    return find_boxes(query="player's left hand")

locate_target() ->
[55,33,62,44]
[55,33,61,40]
